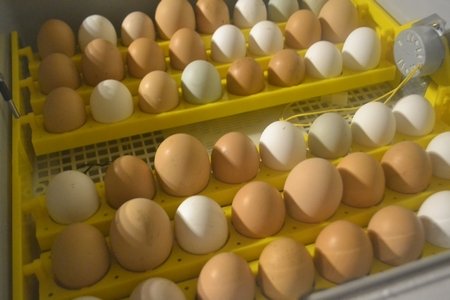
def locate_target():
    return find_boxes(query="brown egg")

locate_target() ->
[104,155,156,209]
[368,205,425,266]
[121,11,156,46]
[155,0,196,40]
[319,0,358,43]
[154,133,210,197]
[127,37,166,78]
[285,10,321,49]
[226,57,265,96]
[284,158,342,223]
[195,0,230,34]
[169,28,207,70]
[381,141,432,194]
[211,131,260,184]
[51,223,110,289]
[38,53,80,94]
[337,152,385,208]
[268,49,306,87]
[197,252,255,300]
[43,87,86,133]
[258,237,314,299]
[232,181,285,238]
[138,70,179,113]
[81,38,124,86]
[37,19,75,59]
[110,198,173,271]
[315,220,373,284]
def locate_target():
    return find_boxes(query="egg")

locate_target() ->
[43,87,86,133]
[37,19,75,58]
[181,60,223,104]
[381,141,432,194]
[197,252,255,300]
[268,49,305,87]
[248,20,284,56]
[175,195,228,254]
[232,181,285,238]
[233,0,267,29]
[38,53,80,94]
[426,131,450,179]
[368,205,425,266]
[90,79,133,123]
[169,28,207,70]
[81,38,124,86]
[305,41,342,78]
[121,11,156,46]
[308,112,352,159]
[351,102,396,148]
[110,198,173,271]
[210,24,247,63]
[104,155,156,209]
[227,57,265,96]
[337,152,385,208]
[267,0,299,22]
[284,10,321,49]
[127,37,166,78]
[155,0,196,39]
[342,27,381,71]
[51,223,110,289]
[418,191,450,248]
[392,94,435,136]
[78,14,117,51]
[314,220,373,284]
[138,70,179,113]
[211,131,260,184]
[259,120,306,171]
[195,0,230,34]
[130,277,186,300]
[154,133,210,197]
[319,0,358,43]
[46,170,99,224]
[258,237,314,299]
[284,157,343,223]
[301,0,328,15]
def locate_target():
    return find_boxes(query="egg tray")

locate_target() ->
[11,0,400,156]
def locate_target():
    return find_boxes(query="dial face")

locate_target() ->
[394,29,425,76]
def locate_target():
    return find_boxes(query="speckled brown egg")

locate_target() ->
[268,49,306,87]
[127,37,166,78]
[121,11,156,46]
[381,141,432,194]
[138,70,179,113]
[155,0,196,39]
[38,53,80,94]
[285,10,321,49]
[81,38,124,86]
[37,19,76,59]
[211,131,260,184]
[319,0,358,43]
[43,87,86,133]
[226,57,265,96]
[195,0,230,34]
[169,28,207,70]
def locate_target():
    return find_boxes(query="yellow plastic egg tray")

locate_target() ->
[10,0,450,299]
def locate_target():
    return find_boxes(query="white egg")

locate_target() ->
[342,27,381,71]
[90,79,134,123]
[351,102,396,147]
[175,195,228,254]
[78,14,117,51]
[301,0,328,15]
[305,41,342,78]
[268,0,299,22]
[248,20,284,56]
[233,0,267,28]
[308,112,352,159]
[392,94,435,136]
[47,170,99,224]
[181,60,223,104]
[259,120,306,171]
[130,277,186,300]
[211,24,247,63]
[418,191,450,248]
[426,131,450,179]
